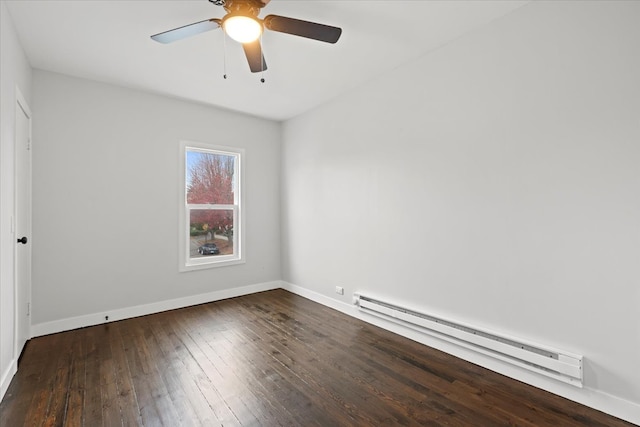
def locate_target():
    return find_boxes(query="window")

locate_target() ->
[179,141,243,271]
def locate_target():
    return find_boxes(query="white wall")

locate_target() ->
[31,70,281,329]
[0,1,33,399]
[281,0,640,422]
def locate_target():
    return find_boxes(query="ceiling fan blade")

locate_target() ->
[243,40,267,73]
[151,18,221,44]
[263,15,342,44]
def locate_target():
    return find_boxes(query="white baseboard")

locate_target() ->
[281,281,640,426]
[0,358,17,403]
[30,281,282,338]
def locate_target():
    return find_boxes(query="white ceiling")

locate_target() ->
[5,0,528,121]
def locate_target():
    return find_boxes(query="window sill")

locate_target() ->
[180,256,245,272]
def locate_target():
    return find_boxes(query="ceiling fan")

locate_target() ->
[151,0,342,73]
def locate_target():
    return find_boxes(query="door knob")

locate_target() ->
[17,236,27,244]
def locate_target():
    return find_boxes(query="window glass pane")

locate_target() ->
[189,209,235,259]
[186,151,235,204]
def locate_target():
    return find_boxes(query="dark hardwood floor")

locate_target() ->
[0,289,634,426]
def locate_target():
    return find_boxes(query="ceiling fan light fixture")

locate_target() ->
[223,15,262,43]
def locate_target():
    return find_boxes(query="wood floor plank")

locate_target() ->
[62,331,86,426]
[82,325,106,426]
[109,322,144,427]
[162,315,239,426]
[35,332,76,426]
[237,294,491,424]
[0,338,52,425]
[123,318,181,426]
[226,300,411,425]
[176,305,265,425]
[205,303,333,425]
[99,339,122,426]
[146,311,220,426]
[235,295,482,426]
[142,313,212,425]
[1,289,635,427]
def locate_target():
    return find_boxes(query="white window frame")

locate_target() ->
[179,140,245,271]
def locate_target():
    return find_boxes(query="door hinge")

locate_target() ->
[27,302,30,316]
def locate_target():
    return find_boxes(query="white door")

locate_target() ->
[15,91,32,359]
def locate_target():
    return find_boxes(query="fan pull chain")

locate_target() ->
[260,33,265,83]
[223,31,228,79]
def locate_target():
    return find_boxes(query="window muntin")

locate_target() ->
[180,142,243,270]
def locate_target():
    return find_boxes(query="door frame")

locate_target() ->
[14,86,32,361]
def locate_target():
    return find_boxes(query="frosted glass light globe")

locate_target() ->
[223,16,262,43]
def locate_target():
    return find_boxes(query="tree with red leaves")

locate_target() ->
[187,152,235,245]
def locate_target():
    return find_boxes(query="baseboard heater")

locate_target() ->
[354,294,583,387]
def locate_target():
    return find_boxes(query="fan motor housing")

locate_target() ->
[217,0,268,17]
